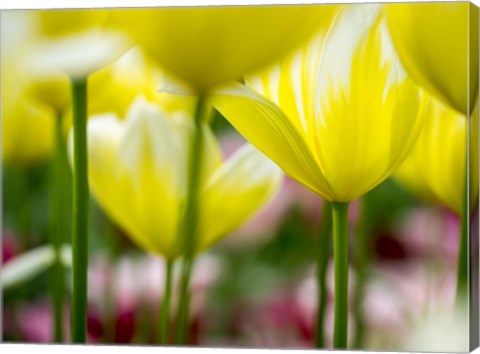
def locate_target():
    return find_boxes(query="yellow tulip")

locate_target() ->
[2,9,128,113]
[24,71,71,114]
[395,94,479,215]
[112,4,340,91]
[89,47,195,118]
[0,11,70,113]
[0,10,115,166]
[37,9,109,36]
[385,3,478,115]
[393,147,437,207]
[2,84,54,165]
[1,13,55,165]
[0,13,188,165]
[25,8,129,78]
[83,98,282,259]
[213,4,424,203]
[51,46,195,127]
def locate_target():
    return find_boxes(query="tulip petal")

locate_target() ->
[166,110,223,191]
[31,29,129,78]
[87,47,198,120]
[113,5,340,90]
[199,144,282,249]
[86,113,155,254]
[245,30,326,149]
[385,3,478,115]
[312,5,423,201]
[86,107,183,258]
[86,98,223,259]
[221,4,424,202]
[395,95,472,215]
[212,83,333,199]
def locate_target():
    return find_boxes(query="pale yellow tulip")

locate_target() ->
[83,98,282,259]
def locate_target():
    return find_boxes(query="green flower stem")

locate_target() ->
[352,193,373,349]
[456,159,469,303]
[315,201,332,348]
[332,201,350,349]
[13,167,32,248]
[49,111,69,343]
[160,260,174,345]
[175,94,208,344]
[71,77,89,343]
[176,258,193,344]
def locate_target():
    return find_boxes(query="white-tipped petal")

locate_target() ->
[315,4,382,120]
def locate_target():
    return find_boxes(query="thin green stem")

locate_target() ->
[70,77,89,343]
[49,111,68,343]
[353,193,373,349]
[332,201,350,349]
[160,260,174,345]
[315,201,332,348]
[176,252,194,344]
[175,95,207,344]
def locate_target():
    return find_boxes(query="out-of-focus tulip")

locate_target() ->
[1,58,55,165]
[2,9,129,113]
[393,152,436,207]
[13,10,71,111]
[1,9,130,164]
[0,10,186,165]
[395,95,478,215]
[112,5,340,91]
[82,98,281,259]
[89,47,195,118]
[24,9,129,79]
[2,96,54,165]
[213,4,424,202]
[385,3,478,115]
[25,70,71,114]
[1,12,56,164]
